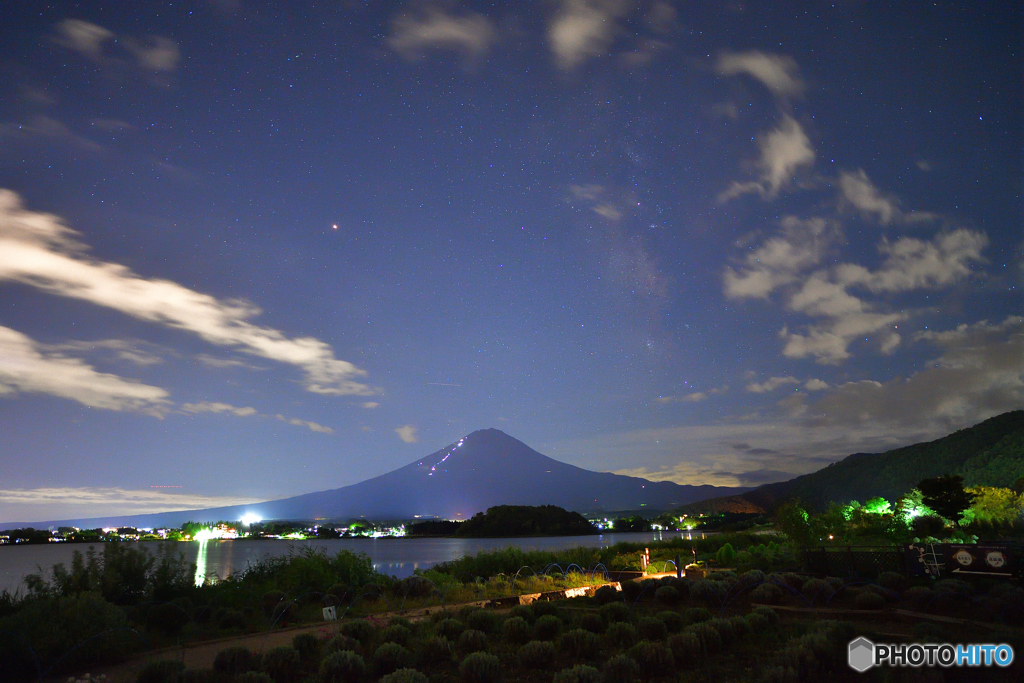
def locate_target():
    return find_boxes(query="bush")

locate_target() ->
[745,612,769,632]
[436,617,465,639]
[534,614,562,640]
[603,653,640,683]
[262,646,301,683]
[146,602,191,635]
[416,636,452,667]
[340,618,376,645]
[686,621,722,655]
[729,615,750,638]
[382,624,412,646]
[380,669,428,683]
[902,586,935,611]
[627,641,674,675]
[324,635,360,656]
[236,673,273,683]
[552,664,601,683]
[374,643,413,676]
[395,576,434,598]
[749,583,784,604]
[136,660,185,683]
[213,646,257,678]
[460,652,501,683]
[499,615,530,644]
[318,650,366,683]
[716,543,736,567]
[801,578,830,604]
[214,607,246,630]
[637,616,667,641]
[180,669,214,683]
[518,640,556,669]
[620,580,645,603]
[292,632,323,667]
[561,628,600,659]
[0,592,141,679]
[656,610,683,633]
[853,591,886,610]
[752,605,778,624]
[532,600,561,618]
[458,629,489,654]
[600,602,630,623]
[509,604,534,623]
[605,622,638,649]
[683,607,712,624]
[654,585,680,605]
[466,609,499,634]
[709,618,735,645]
[668,632,702,667]
[593,585,619,605]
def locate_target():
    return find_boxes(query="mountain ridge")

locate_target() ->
[681,410,1024,514]
[1,428,746,529]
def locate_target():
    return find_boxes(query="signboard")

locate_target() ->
[905,543,1016,578]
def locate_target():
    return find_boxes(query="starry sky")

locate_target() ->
[0,1,1020,523]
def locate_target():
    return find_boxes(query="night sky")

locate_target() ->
[0,2,1020,523]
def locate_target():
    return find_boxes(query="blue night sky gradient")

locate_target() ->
[0,1,1020,522]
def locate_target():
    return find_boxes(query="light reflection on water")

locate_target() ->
[0,530,705,592]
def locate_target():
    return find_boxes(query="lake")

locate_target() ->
[0,531,708,593]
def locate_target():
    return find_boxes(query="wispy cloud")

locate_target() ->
[839,169,936,225]
[396,424,419,443]
[182,401,257,417]
[388,9,496,62]
[0,115,105,153]
[54,19,179,73]
[0,487,260,523]
[655,392,708,404]
[745,376,800,393]
[719,116,815,201]
[0,325,170,415]
[49,338,167,366]
[716,51,805,101]
[0,190,375,396]
[274,414,334,434]
[549,0,629,70]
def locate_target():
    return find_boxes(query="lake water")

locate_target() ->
[0,531,708,593]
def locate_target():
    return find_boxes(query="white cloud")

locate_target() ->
[0,325,170,414]
[274,414,334,434]
[724,216,837,298]
[54,19,113,62]
[396,424,419,443]
[182,401,257,417]
[54,19,179,73]
[593,203,623,220]
[0,115,105,153]
[727,213,988,363]
[0,487,260,523]
[49,338,167,366]
[745,376,800,393]
[836,229,988,293]
[719,116,814,200]
[656,392,708,404]
[808,316,1024,429]
[804,378,829,391]
[388,9,496,61]
[549,0,629,70]
[361,401,380,409]
[123,36,179,71]
[838,169,936,225]
[716,51,804,100]
[0,190,374,396]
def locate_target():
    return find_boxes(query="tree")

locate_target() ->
[774,500,812,544]
[917,475,977,527]
[964,486,1024,524]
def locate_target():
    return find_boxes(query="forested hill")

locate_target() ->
[691,410,1024,513]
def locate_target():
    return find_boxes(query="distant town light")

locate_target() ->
[241,513,262,526]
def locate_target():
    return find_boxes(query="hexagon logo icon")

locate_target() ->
[848,637,874,672]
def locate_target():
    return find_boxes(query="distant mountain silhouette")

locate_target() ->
[681,410,1024,514]
[3,428,747,529]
